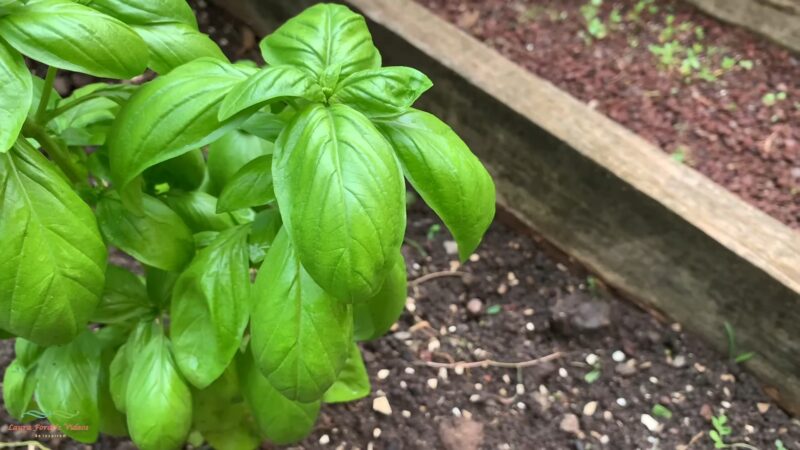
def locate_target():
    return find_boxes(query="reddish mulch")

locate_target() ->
[414,0,800,229]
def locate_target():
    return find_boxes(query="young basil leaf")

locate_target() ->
[331,67,432,116]
[14,338,42,367]
[162,190,237,233]
[96,192,194,271]
[0,144,106,345]
[218,65,323,120]
[273,103,405,302]
[143,149,206,193]
[250,229,352,402]
[377,109,495,260]
[172,225,251,389]
[0,38,30,153]
[126,327,192,450]
[260,3,380,79]
[3,359,37,422]
[217,155,274,213]
[35,331,101,443]
[239,109,289,142]
[144,265,179,307]
[323,343,370,403]
[207,129,273,196]
[109,321,153,412]
[98,334,128,437]
[353,252,407,341]
[0,0,148,78]
[88,0,197,28]
[238,348,321,445]
[248,208,282,264]
[108,58,253,197]
[132,22,226,75]
[91,265,152,324]
[193,364,260,450]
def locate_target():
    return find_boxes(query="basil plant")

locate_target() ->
[1,1,495,448]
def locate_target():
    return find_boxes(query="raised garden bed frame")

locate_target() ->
[214,0,800,416]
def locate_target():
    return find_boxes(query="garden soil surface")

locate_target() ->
[416,0,800,229]
[2,1,800,449]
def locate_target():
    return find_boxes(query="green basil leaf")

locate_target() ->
[274,103,405,302]
[239,109,289,142]
[248,208,282,264]
[354,252,407,341]
[331,67,432,116]
[172,225,251,389]
[87,0,197,27]
[217,155,274,213]
[3,359,37,422]
[162,190,237,233]
[98,334,128,437]
[238,348,321,445]
[96,192,194,271]
[132,22,226,75]
[218,65,322,120]
[250,229,352,402]
[92,264,152,324]
[126,326,192,450]
[193,364,260,450]
[108,58,253,196]
[143,148,206,193]
[144,265,179,307]
[207,129,273,195]
[14,337,42,367]
[260,3,380,79]
[0,143,106,345]
[0,0,148,78]
[35,331,101,443]
[109,321,153,412]
[0,38,30,153]
[377,109,495,260]
[323,343,370,403]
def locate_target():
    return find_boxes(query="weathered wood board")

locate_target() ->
[214,0,800,415]
[683,0,800,53]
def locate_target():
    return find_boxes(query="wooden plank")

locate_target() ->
[214,0,800,415]
[683,0,800,53]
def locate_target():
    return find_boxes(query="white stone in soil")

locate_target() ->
[612,350,626,362]
[443,240,458,255]
[427,378,438,389]
[402,410,412,418]
[372,396,392,416]
[373,428,382,439]
[377,369,390,380]
[319,434,331,445]
[582,401,598,416]
[640,414,663,433]
[616,398,627,407]
[585,353,599,366]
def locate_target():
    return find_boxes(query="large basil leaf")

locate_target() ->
[143,149,206,193]
[126,327,192,450]
[218,65,322,120]
[238,349,321,445]
[248,208,282,264]
[35,331,101,443]
[144,265,179,308]
[193,365,260,450]
[162,190,237,233]
[260,3,380,79]
[250,229,352,402]
[217,155,274,213]
[207,129,273,195]
[87,0,197,27]
[92,265,152,324]
[109,321,153,412]
[377,109,495,260]
[323,343,370,403]
[354,253,407,341]
[0,144,106,345]
[97,328,128,437]
[331,67,432,116]
[108,58,253,195]
[239,109,289,142]
[172,226,251,389]
[274,103,405,302]
[3,359,37,422]
[96,192,194,271]
[0,0,148,78]
[0,38,30,153]
[132,23,226,74]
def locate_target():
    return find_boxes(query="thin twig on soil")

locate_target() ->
[422,351,563,369]
[408,270,466,287]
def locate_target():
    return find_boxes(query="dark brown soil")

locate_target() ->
[3,2,799,449]
[415,0,800,229]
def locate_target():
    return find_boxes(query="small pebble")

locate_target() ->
[400,380,408,389]
[721,401,732,409]
[373,428,382,439]
[377,369,390,380]
[452,407,462,417]
[525,322,535,331]
[672,355,687,368]
[466,298,483,315]
[372,396,392,416]
[443,240,458,255]
[469,253,480,262]
[559,413,582,435]
[516,383,525,395]
[585,353,599,366]
[516,402,526,410]
[641,414,663,433]
[583,401,598,416]
[616,398,628,407]
[427,378,438,389]
[499,387,508,396]
[402,410,411,418]
[438,368,448,380]
[427,338,441,352]
[757,402,770,414]
[523,308,535,316]
[454,365,465,375]
[448,325,457,333]
[502,374,511,384]
[649,376,659,384]
[319,434,330,445]
[694,363,707,373]
[475,383,483,391]
[612,350,626,362]
[405,367,415,375]
[470,394,481,402]
[558,367,568,378]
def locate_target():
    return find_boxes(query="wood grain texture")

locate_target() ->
[684,0,800,52]
[215,0,800,415]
